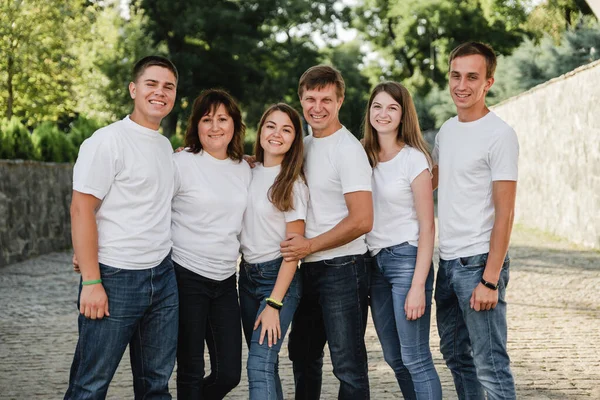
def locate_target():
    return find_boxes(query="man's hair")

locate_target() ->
[132,56,179,83]
[298,65,345,100]
[448,42,497,79]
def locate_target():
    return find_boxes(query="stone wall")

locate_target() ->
[493,60,600,249]
[0,160,73,267]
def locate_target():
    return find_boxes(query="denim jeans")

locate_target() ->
[435,252,515,400]
[369,243,442,400]
[174,263,241,400]
[288,253,370,400]
[239,257,302,400]
[65,254,178,400]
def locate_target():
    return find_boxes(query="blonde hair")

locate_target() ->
[363,82,432,168]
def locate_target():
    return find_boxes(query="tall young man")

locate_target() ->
[432,42,519,400]
[65,56,179,399]
[280,65,373,399]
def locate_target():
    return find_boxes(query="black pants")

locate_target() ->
[174,263,242,400]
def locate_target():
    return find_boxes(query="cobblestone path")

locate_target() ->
[1,225,599,399]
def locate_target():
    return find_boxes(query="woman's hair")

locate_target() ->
[363,81,432,168]
[254,103,305,212]
[185,89,245,161]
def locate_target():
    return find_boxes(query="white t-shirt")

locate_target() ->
[171,150,251,281]
[432,111,519,260]
[240,164,309,263]
[366,146,430,255]
[72,116,174,270]
[303,126,372,262]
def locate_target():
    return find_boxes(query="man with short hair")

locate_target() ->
[65,56,179,399]
[281,65,373,399]
[432,42,518,400]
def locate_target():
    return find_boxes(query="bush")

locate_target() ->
[69,115,104,151]
[0,117,36,160]
[32,122,77,163]
[169,134,184,151]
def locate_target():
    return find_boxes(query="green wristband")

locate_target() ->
[82,279,102,286]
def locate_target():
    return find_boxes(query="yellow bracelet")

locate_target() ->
[265,297,283,308]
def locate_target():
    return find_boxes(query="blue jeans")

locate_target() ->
[239,257,302,400]
[288,253,370,400]
[174,263,242,400]
[435,253,516,400]
[65,254,178,400]
[369,243,442,400]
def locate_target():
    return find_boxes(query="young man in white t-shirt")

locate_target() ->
[280,65,373,399]
[432,42,519,400]
[65,56,179,399]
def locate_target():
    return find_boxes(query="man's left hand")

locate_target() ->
[280,233,312,262]
[470,283,498,311]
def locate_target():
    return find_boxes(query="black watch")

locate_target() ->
[480,278,499,290]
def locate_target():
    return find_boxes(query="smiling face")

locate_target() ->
[259,110,296,166]
[369,91,402,138]
[197,103,234,160]
[449,54,494,121]
[128,66,177,130]
[300,84,343,137]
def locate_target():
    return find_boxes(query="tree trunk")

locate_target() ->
[161,110,178,138]
[6,54,14,119]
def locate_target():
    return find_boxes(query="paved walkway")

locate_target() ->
[1,225,599,399]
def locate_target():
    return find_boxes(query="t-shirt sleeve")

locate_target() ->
[406,149,431,183]
[431,132,440,166]
[284,179,309,222]
[172,156,182,198]
[489,127,519,182]
[335,138,372,194]
[72,131,119,200]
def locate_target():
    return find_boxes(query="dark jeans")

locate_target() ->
[239,257,302,400]
[174,263,242,400]
[65,254,178,400]
[435,252,515,400]
[288,253,370,400]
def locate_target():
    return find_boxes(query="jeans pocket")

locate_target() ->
[388,242,417,258]
[323,256,356,267]
[458,253,488,269]
[258,263,281,280]
[99,263,123,277]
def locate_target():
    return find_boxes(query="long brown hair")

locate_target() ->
[254,103,305,212]
[363,81,432,168]
[185,89,245,161]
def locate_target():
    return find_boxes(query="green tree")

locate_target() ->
[354,0,529,96]
[322,41,372,137]
[138,0,345,136]
[526,0,595,40]
[492,19,600,104]
[0,0,90,127]
[72,1,157,123]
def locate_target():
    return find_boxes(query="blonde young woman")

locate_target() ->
[364,82,442,399]
[239,103,308,400]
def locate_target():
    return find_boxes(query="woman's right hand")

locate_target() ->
[254,305,281,347]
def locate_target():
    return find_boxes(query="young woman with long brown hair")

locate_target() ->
[364,82,442,399]
[238,103,308,400]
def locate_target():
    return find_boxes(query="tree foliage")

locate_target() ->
[354,0,529,96]
[0,0,90,127]
[138,0,346,135]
